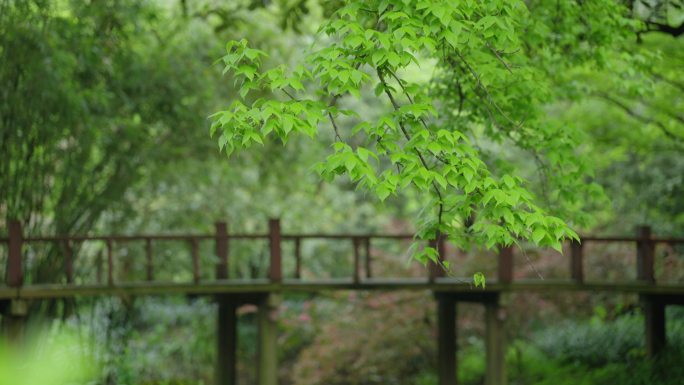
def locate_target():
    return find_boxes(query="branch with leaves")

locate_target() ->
[208,0,644,281]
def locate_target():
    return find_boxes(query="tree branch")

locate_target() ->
[327,111,343,142]
[376,68,445,226]
[644,21,684,37]
[595,92,684,145]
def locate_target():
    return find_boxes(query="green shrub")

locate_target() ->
[534,307,684,367]
[534,314,644,366]
[508,344,684,385]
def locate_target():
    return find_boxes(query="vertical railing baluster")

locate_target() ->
[63,240,74,284]
[353,237,361,284]
[364,237,372,279]
[294,237,301,279]
[215,222,229,280]
[106,238,114,286]
[570,240,583,283]
[96,251,103,284]
[191,238,200,284]
[145,238,153,282]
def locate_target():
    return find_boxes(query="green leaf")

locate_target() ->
[473,272,486,288]
[502,175,516,189]
[387,52,401,68]
[376,185,391,201]
[532,227,546,244]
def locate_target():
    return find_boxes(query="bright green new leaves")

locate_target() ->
[473,272,486,288]
[210,0,636,271]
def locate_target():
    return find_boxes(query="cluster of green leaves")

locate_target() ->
[211,0,644,271]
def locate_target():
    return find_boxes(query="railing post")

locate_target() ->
[636,226,655,283]
[498,245,513,284]
[215,222,229,280]
[353,237,361,284]
[268,219,282,283]
[570,240,583,283]
[364,237,372,279]
[7,221,23,287]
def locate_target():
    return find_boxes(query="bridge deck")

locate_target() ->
[2,278,684,299]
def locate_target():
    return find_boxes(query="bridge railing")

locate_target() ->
[1,219,683,288]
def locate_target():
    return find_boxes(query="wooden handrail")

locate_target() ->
[10,233,683,244]
[3,219,684,290]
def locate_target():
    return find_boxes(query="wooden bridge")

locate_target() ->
[1,219,684,385]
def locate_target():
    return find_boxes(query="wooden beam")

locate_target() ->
[484,296,506,385]
[641,294,666,357]
[444,291,499,304]
[258,294,279,385]
[436,294,456,385]
[216,296,237,385]
[4,279,684,300]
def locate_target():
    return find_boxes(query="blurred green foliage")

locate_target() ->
[0,330,95,385]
